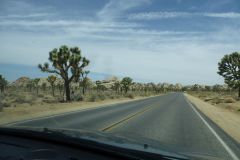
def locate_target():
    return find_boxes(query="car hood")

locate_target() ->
[8,126,224,160]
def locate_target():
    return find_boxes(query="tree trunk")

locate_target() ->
[51,85,55,96]
[82,86,85,95]
[238,86,240,98]
[65,81,71,101]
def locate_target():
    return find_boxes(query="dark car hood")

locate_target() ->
[8,126,224,160]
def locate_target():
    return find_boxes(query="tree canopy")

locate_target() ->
[121,77,133,94]
[218,52,240,97]
[39,45,90,101]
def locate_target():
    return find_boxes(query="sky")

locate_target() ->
[0,0,240,84]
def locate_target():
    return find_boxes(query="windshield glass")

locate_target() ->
[0,1,240,160]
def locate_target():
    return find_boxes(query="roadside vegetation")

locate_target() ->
[0,48,239,115]
[0,46,167,113]
[188,52,240,113]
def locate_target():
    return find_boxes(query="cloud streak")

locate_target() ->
[129,11,240,20]
[0,13,53,19]
[97,0,151,20]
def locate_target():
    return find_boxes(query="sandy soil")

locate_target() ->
[186,94,240,143]
[0,96,156,125]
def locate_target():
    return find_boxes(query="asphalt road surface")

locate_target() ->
[11,93,240,160]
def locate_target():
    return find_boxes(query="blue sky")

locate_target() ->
[0,0,240,84]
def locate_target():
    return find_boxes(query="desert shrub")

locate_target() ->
[224,98,236,103]
[204,98,213,102]
[109,95,116,99]
[126,93,134,99]
[42,99,58,103]
[42,97,58,103]
[0,104,2,112]
[88,94,97,102]
[14,96,31,104]
[211,97,224,104]
[8,92,18,98]
[38,94,44,98]
[0,101,11,108]
[98,94,106,101]
[238,109,240,112]
[73,94,84,101]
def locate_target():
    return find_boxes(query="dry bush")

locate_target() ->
[224,98,236,103]
[42,97,59,103]
[0,103,3,111]
[125,93,134,99]
[88,94,97,102]
[211,97,224,104]
[73,94,84,101]
[38,94,44,98]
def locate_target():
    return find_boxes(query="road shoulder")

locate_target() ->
[185,93,240,143]
[0,95,160,125]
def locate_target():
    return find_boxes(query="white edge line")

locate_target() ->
[184,96,239,160]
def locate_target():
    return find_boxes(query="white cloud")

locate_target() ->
[97,0,151,20]
[0,13,53,19]
[204,12,240,18]
[129,11,240,20]
[1,0,240,84]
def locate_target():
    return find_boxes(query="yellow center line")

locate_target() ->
[101,102,158,132]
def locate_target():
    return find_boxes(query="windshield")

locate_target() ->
[0,1,240,160]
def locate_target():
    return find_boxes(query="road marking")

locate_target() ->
[185,97,239,160]
[101,104,156,132]
[6,97,154,126]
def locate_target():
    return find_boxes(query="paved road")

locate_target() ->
[12,93,240,160]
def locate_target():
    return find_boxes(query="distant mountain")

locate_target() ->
[0,63,113,82]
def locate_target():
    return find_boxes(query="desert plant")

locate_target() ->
[218,52,240,98]
[88,94,97,102]
[126,93,134,99]
[0,104,2,111]
[121,77,133,94]
[0,75,8,93]
[33,78,40,94]
[47,75,57,96]
[73,94,84,101]
[39,45,90,101]
[98,94,106,101]
[79,71,90,95]
[224,97,236,103]
[112,81,121,93]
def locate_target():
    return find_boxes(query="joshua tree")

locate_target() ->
[27,80,34,92]
[33,78,40,95]
[47,75,57,96]
[39,45,90,101]
[121,77,133,94]
[96,80,102,92]
[79,70,90,95]
[113,81,121,93]
[42,82,47,91]
[0,75,7,93]
[218,52,240,98]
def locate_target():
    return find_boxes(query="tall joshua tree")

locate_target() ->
[39,45,90,101]
[218,52,240,98]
